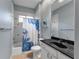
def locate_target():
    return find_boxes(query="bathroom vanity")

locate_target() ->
[40,38,74,59]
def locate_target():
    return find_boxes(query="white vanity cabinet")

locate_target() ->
[41,47,56,59]
[40,41,57,59]
[41,48,49,59]
[58,52,72,59]
[40,41,72,59]
[50,54,56,59]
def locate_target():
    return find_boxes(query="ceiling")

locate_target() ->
[13,0,41,9]
[51,0,72,11]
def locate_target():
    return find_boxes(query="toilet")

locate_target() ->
[31,46,41,59]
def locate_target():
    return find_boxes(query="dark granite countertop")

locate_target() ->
[40,38,74,59]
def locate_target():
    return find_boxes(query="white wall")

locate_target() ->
[75,0,79,59]
[51,1,75,41]
[35,4,41,18]
[51,14,59,37]
[37,0,52,39]
[0,0,14,59]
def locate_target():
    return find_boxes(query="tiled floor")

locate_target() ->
[12,54,26,59]
[11,51,33,59]
[11,47,31,59]
[11,47,42,59]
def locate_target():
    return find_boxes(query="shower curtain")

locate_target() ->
[22,18,39,51]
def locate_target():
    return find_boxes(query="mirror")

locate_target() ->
[51,0,75,41]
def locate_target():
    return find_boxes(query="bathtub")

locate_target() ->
[12,47,22,56]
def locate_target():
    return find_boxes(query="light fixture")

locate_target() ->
[19,17,23,22]
[18,15,25,22]
[19,15,25,18]
[26,16,33,19]
[59,0,64,3]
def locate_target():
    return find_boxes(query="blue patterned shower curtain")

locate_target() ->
[22,18,39,51]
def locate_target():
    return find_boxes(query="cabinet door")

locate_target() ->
[49,54,56,59]
[41,48,49,59]
[58,52,71,59]
[40,41,58,59]
[52,56,56,59]
[40,41,57,57]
